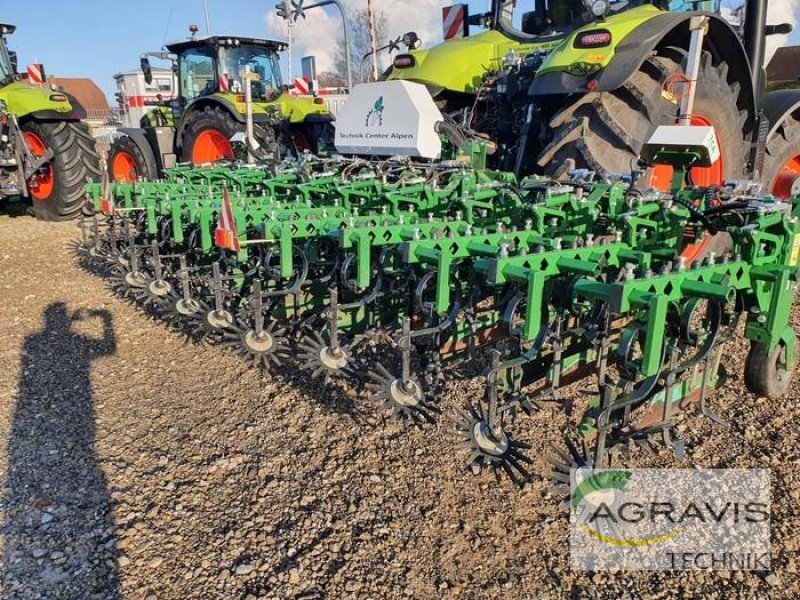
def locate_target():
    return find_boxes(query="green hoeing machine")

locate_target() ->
[76,131,800,485]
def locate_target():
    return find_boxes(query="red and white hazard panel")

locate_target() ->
[442,4,468,40]
[27,63,45,84]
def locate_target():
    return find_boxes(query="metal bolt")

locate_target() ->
[624,263,636,280]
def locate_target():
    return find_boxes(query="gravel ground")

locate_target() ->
[0,214,798,599]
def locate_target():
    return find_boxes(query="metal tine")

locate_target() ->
[92,212,102,254]
[212,262,224,314]
[179,255,193,304]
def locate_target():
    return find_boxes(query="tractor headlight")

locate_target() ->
[587,0,609,17]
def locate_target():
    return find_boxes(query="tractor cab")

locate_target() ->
[163,34,286,109]
[492,0,720,40]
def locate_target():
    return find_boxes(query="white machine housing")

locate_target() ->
[334,80,444,159]
[640,125,721,167]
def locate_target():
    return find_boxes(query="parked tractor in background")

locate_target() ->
[108,27,335,183]
[0,24,100,220]
[387,0,800,198]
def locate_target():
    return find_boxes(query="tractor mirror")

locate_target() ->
[140,57,153,85]
[765,23,793,36]
[8,50,17,74]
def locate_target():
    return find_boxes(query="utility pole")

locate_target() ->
[367,0,379,82]
[287,18,294,82]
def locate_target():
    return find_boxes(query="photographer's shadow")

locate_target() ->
[2,303,120,599]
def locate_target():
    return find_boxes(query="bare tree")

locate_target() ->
[318,71,347,89]
[332,8,388,85]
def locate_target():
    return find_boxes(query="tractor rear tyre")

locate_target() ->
[21,120,101,221]
[744,338,796,399]
[761,113,800,199]
[109,135,157,183]
[537,47,750,186]
[180,106,238,165]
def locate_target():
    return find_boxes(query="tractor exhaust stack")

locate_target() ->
[743,0,768,94]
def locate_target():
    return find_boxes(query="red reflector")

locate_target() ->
[586,79,599,92]
[49,94,67,102]
[393,55,416,69]
[575,30,612,48]
[236,94,246,103]
[314,97,325,105]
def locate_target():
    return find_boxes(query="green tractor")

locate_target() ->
[0,24,100,220]
[109,27,334,182]
[387,0,800,198]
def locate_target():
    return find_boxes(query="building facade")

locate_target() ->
[113,67,177,128]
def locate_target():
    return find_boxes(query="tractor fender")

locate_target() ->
[26,94,86,122]
[175,97,243,152]
[114,128,160,170]
[303,114,335,124]
[61,93,87,119]
[762,89,800,141]
[530,13,756,130]
[26,108,82,122]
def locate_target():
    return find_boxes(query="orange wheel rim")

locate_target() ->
[22,131,54,200]
[112,151,138,183]
[646,115,724,191]
[772,155,800,199]
[191,129,234,165]
[687,115,724,187]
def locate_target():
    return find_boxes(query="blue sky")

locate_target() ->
[1,0,799,102]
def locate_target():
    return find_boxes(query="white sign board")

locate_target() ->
[641,125,720,167]
[334,80,444,159]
